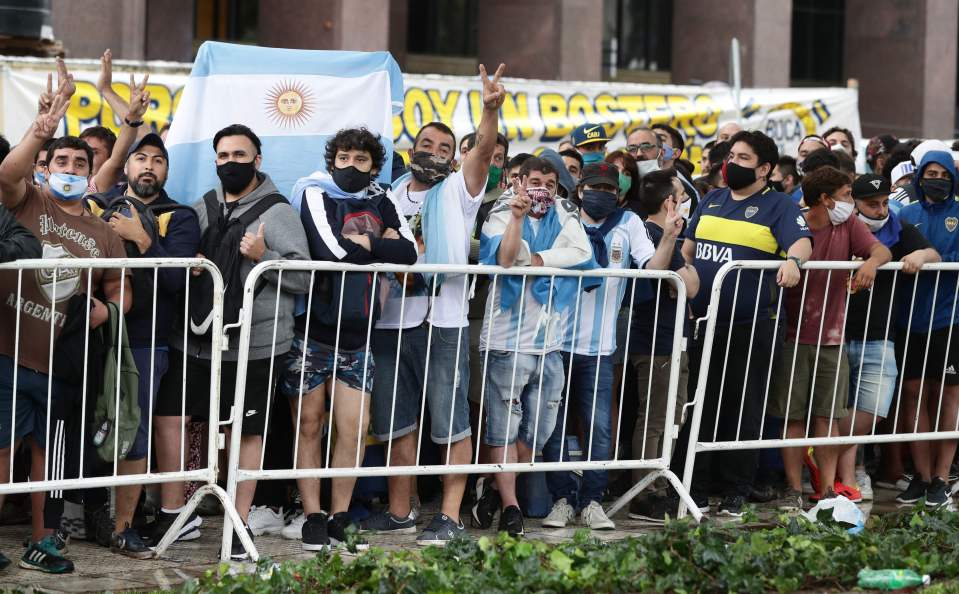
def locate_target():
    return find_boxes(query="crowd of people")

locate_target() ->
[0,54,957,575]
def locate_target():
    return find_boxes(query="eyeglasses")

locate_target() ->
[626,143,658,154]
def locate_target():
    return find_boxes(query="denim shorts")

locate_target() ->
[370,325,472,445]
[127,348,169,460]
[279,333,374,399]
[483,350,565,448]
[0,355,69,448]
[847,339,897,418]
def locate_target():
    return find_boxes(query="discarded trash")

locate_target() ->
[856,569,930,590]
[802,495,865,533]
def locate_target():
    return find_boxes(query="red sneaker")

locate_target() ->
[803,447,821,494]
[833,481,863,503]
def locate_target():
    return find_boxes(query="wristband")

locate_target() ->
[787,256,802,269]
[124,117,144,128]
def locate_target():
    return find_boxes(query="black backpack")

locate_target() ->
[188,190,287,339]
[88,194,195,320]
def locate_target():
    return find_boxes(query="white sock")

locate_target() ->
[161,506,185,515]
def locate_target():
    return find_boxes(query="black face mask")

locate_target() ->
[410,151,452,185]
[769,180,785,193]
[217,160,257,195]
[332,165,372,193]
[581,189,619,220]
[921,177,953,203]
[724,161,758,191]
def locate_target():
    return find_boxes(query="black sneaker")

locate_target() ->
[416,514,467,546]
[19,536,74,574]
[628,493,680,523]
[498,505,524,537]
[470,477,500,529]
[327,512,369,551]
[896,475,929,504]
[230,525,255,561]
[111,526,152,559]
[717,495,746,517]
[0,550,9,571]
[359,510,416,534]
[926,477,950,507]
[302,512,331,552]
[141,510,202,546]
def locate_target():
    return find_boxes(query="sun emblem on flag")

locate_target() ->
[264,80,314,127]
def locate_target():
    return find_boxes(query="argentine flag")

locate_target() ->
[165,41,403,203]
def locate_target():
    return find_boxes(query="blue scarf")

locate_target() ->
[392,172,465,289]
[480,206,600,312]
[873,209,902,248]
[583,208,626,267]
[290,170,385,214]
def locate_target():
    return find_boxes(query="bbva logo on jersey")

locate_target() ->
[696,242,732,263]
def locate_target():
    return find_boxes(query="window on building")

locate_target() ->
[407,0,478,57]
[791,0,845,85]
[603,0,672,81]
[195,0,257,45]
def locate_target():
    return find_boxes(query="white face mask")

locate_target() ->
[828,200,855,225]
[857,212,888,232]
[637,159,660,177]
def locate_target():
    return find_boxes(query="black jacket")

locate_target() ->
[0,205,41,262]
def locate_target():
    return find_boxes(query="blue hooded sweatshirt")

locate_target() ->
[898,150,959,331]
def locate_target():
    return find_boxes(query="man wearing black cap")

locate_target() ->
[88,132,202,557]
[541,162,682,531]
[838,173,938,499]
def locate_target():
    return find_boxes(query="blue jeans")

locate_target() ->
[483,351,564,448]
[542,352,614,508]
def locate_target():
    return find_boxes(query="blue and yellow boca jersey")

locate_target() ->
[687,187,811,324]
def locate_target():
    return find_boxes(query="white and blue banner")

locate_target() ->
[162,41,403,203]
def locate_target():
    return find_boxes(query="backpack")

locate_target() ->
[189,190,288,338]
[91,302,140,463]
[87,194,195,319]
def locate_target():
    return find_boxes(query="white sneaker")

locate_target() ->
[542,498,575,528]
[282,512,306,540]
[855,469,874,501]
[247,506,285,536]
[580,501,615,530]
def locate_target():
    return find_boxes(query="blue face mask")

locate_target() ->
[33,172,46,186]
[47,172,88,201]
[581,151,605,165]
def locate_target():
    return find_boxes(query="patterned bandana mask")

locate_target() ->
[410,151,452,185]
[526,186,554,216]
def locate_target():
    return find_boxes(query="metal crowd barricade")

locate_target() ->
[679,260,959,517]
[223,260,700,561]
[0,258,239,558]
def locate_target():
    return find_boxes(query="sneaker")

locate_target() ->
[896,473,914,492]
[772,488,804,512]
[803,447,821,495]
[19,536,74,574]
[833,481,863,503]
[0,551,9,571]
[282,512,306,540]
[327,512,369,550]
[855,469,874,501]
[416,514,467,547]
[926,477,950,508]
[498,505,524,537]
[21,528,69,555]
[717,495,746,517]
[247,506,285,536]
[628,493,679,523]
[85,503,113,548]
[470,477,500,529]
[896,475,929,504]
[230,525,255,561]
[541,498,575,528]
[747,484,777,503]
[141,510,202,546]
[61,501,86,540]
[302,512,331,551]
[580,501,615,530]
[110,526,152,560]
[810,486,839,503]
[359,510,416,534]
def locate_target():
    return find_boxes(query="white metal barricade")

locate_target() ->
[223,260,699,560]
[0,258,239,558]
[680,260,959,517]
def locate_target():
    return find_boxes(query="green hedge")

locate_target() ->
[179,507,959,594]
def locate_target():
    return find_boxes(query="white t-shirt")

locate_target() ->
[376,170,482,330]
[562,210,655,356]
